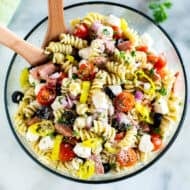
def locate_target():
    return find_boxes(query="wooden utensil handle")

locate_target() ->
[0,25,46,65]
[42,0,66,47]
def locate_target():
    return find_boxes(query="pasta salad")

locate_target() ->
[12,12,180,180]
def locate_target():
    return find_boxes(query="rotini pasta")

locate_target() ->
[76,103,88,115]
[14,113,27,136]
[105,61,126,81]
[75,129,97,141]
[59,33,88,49]
[52,52,65,64]
[118,127,137,148]
[92,120,116,141]
[82,12,105,27]
[123,28,139,46]
[105,71,123,85]
[53,108,64,122]
[45,42,73,55]
[60,60,73,72]
[58,158,83,176]
[23,101,41,118]
[90,70,107,95]
[22,87,35,103]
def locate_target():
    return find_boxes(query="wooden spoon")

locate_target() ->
[42,0,66,48]
[0,25,47,66]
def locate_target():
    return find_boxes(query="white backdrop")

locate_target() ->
[0,1,189,190]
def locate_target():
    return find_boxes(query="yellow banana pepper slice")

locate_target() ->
[51,135,63,161]
[120,18,128,32]
[66,55,75,62]
[20,68,30,89]
[28,121,55,136]
[82,138,103,149]
[135,102,153,124]
[134,70,156,95]
[104,142,118,154]
[77,160,95,180]
[80,81,91,103]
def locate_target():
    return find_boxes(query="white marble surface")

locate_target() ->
[0,0,189,189]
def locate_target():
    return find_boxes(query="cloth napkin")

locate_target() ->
[0,0,21,26]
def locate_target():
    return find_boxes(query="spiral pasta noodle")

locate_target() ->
[123,28,139,46]
[14,113,27,136]
[30,142,52,157]
[22,87,35,103]
[105,71,123,85]
[23,101,41,118]
[167,94,179,121]
[53,108,64,122]
[90,70,107,95]
[135,51,147,66]
[139,151,150,163]
[100,149,116,164]
[112,49,125,64]
[59,33,88,49]
[60,60,74,73]
[61,78,72,94]
[118,127,137,148]
[82,12,105,27]
[52,52,65,64]
[89,39,106,58]
[58,158,83,176]
[45,42,73,55]
[76,103,89,116]
[123,80,136,93]
[92,120,116,141]
[75,129,97,141]
[105,61,126,81]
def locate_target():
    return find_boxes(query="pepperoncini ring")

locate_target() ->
[28,121,55,136]
[51,135,63,161]
[77,160,95,179]
[134,70,156,95]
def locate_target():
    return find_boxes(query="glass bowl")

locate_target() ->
[4,1,187,183]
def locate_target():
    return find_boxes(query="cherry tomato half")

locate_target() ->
[114,91,135,112]
[114,132,126,142]
[37,85,56,106]
[112,26,123,39]
[78,62,95,81]
[136,45,149,53]
[156,68,167,79]
[59,143,76,162]
[154,55,167,71]
[151,134,163,151]
[73,23,89,39]
[117,148,138,167]
[147,53,158,63]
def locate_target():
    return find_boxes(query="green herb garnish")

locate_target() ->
[149,68,155,75]
[158,87,167,96]
[72,73,78,80]
[73,130,79,137]
[131,50,136,57]
[149,0,172,23]
[119,51,126,59]
[110,163,117,169]
[57,111,76,125]
[179,102,182,106]
[103,28,110,36]
[152,127,161,134]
